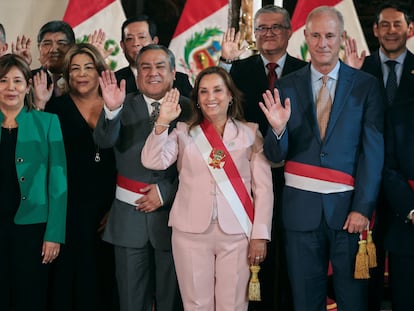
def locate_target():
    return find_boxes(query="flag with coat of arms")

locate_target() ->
[168,0,229,84]
[287,0,369,61]
[63,0,128,70]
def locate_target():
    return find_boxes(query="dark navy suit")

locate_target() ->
[383,101,414,311]
[361,49,414,311]
[264,62,384,311]
[361,50,414,107]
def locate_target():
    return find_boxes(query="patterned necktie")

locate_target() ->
[316,76,332,140]
[52,74,64,97]
[150,101,160,125]
[266,62,278,90]
[385,60,398,105]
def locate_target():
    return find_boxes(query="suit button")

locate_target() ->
[21,196,27,200]
[320,152,327,157]
[17,158,24,163]
[20,176,25,182]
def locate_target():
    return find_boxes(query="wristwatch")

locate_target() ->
[219,56,235,64]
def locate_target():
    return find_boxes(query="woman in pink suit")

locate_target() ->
[141,66,273,311]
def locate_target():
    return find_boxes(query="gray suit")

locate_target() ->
[94,93,191,311]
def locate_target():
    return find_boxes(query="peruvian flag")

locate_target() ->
[63,0,128,70]
[168,0,229,83]
[287,0,369,61]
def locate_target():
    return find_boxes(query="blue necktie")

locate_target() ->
[385,60,398,105]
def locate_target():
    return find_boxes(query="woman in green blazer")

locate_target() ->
[0,54,67,311]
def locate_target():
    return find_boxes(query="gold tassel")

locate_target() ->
[248,265,261,301]
[354,240,370,279]
[366,230,377,268]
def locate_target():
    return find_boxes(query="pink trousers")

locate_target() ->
[172,222,250,311]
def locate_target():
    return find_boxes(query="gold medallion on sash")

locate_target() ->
[209,148,226,169]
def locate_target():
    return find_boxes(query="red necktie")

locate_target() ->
[266,63,278,90]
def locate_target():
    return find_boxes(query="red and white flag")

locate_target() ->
[63,0,128,70]
[287,0,369,61]
[168,0,229,83]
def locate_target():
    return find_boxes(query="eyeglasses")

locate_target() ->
[39,40,70,49]
[254,24,289,35]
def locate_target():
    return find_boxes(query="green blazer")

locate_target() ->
[0,108,67,243]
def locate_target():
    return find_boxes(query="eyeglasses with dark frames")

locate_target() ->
[254,24,289,35]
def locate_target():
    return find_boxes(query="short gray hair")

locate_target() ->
[254,5,292,29]
[135,44,176,71]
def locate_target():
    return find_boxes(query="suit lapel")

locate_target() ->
[292,66,321,141]
[252,55,268,90]
[324,64,354,142]
[397,51,414,100]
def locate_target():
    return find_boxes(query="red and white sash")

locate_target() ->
[284,161,354,194]
[190,119,254,237]
[116,174,149,205]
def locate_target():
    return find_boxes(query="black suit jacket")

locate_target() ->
[362,50,414,243]
[230,54,307,135]
[115,66,193,98]
[361,49,414,107]
[383,102,414,255]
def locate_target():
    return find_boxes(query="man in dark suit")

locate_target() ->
[95,45,191,311]
[260,6,384,311]
[31,21,76,106]
[220,5,307,310]
[383,100,414,311]
[346,3,414,107]
[115,15,192,97]
[345,3,414,310]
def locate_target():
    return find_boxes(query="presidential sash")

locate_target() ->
[190,119,254,237]
[284,161,355,194]
[116,174,150,206]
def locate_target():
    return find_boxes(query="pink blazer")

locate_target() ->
[141,119,273,240]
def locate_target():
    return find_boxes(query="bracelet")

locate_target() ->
[219,56,235,64]
[154,123,170,128]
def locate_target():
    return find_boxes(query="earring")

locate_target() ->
[196,103,200,109]
[229,100,233,106]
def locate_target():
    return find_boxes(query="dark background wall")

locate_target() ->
[120,0,414,53]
